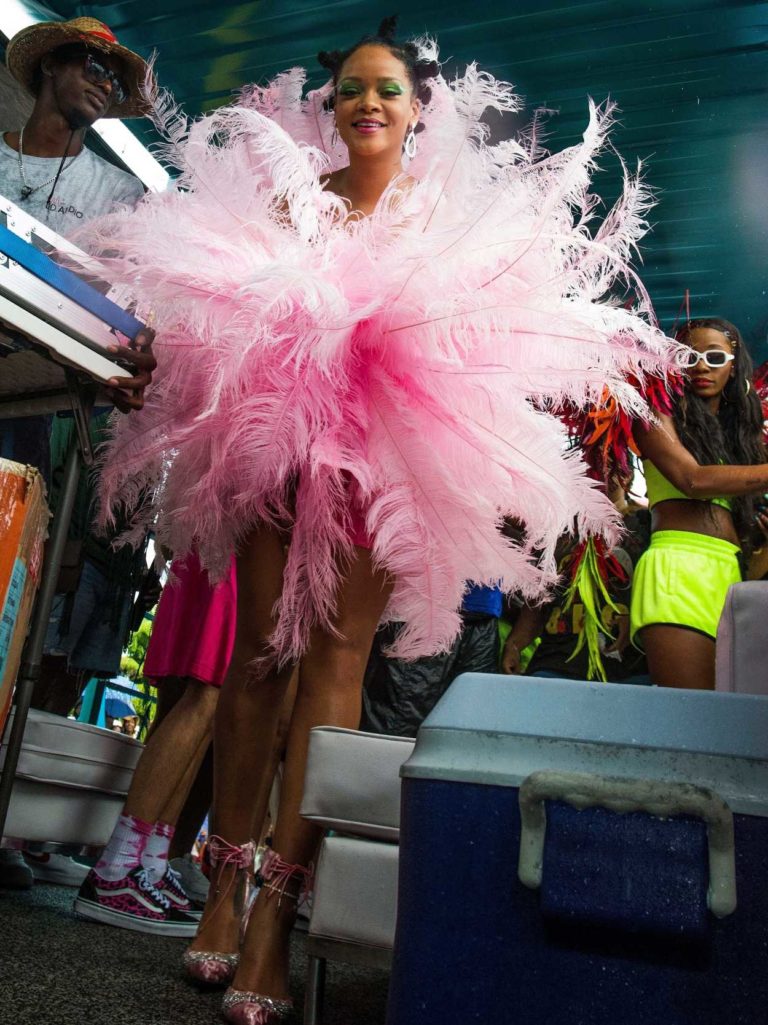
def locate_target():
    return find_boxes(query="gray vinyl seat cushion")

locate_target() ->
[716,581,768,694]
[308,835,399,950]
[1,708,142,793]
[1,708,142,844]
[300,727,414,842]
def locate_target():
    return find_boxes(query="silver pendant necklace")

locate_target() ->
[17,126,77,201]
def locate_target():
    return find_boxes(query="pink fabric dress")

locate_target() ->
[144,552,236,687]
[88,42,682,666]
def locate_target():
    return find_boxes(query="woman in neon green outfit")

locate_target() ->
[632,317,768,689]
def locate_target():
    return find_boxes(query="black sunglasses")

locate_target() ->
[82,53,129,106]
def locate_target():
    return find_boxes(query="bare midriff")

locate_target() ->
[651,498,740,546]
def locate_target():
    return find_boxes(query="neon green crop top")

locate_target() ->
[643,460,732,510]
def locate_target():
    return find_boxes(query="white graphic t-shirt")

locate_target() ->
[0,133,144,234]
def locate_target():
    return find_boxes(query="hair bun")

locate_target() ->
[377,15,399,41]
[317,49,343,72]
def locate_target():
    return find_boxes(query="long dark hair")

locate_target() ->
[317,16,437,125]
[674,316,766,542]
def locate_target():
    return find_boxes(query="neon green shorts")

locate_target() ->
[630,530,742,645]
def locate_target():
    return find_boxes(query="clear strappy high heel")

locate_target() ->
[182,836,256,987]
[221,848,313,1023]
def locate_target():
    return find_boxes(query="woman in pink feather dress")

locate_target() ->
[185,36,418,1025]
[87,18,683,1021]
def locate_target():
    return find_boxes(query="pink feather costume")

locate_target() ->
[87,39,681,665]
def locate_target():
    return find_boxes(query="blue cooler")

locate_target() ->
[386,675,768,1025]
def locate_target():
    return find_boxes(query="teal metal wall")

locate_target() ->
[12,1,768,353]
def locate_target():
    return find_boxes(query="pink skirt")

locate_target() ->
[144,551,236,687]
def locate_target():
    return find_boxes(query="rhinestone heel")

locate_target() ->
[221,849,313,1022]
[222,989,293,1024]
[182,948,239,986]
[182,836,255,987]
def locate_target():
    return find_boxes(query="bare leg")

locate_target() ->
[168,664,299,865]
[166,669,299,861]
[256,666,300,847]
[157,719,214,825]
[233,545,392,998]
[640,625,716,690]
[189,525,295,957]
[145,676,186,740]
[123,678,219,823]
[168,743,213,861]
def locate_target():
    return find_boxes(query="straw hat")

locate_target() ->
[6,16,150,119]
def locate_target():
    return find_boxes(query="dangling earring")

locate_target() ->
[403,125,417,160]
[331,126,339,148]
[745,379,751,396]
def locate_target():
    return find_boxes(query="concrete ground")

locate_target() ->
[2,881,389,1025]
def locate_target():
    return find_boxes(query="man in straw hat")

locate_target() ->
[1,15,156,410]
[0,19,163,897]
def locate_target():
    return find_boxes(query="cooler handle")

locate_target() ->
[517,770,737,918]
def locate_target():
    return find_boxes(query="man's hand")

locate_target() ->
[104,326,157,412]
[747,509,768,580]
[500,604,546,674]
[757,509,768,541]
[501,635,523,675]
[603,614,630,658]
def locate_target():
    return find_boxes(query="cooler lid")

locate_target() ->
[402,676,768,816]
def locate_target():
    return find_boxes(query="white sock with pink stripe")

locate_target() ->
[94,814,153,882]
[141,821,175,884]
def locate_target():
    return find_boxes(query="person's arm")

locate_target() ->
[747,548,768,581]
[748,510,768,580]
[603,613,630,656]
[102,176,156,412]
[637,414,768,498]
[501,604,547,674]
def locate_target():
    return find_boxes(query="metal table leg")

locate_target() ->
[0,381,95,838]
[304,954,327,1025]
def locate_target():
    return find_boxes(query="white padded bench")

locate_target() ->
[0,708,142,845]
[299,727,414,1024]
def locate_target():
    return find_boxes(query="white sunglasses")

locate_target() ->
[678,349,735,369]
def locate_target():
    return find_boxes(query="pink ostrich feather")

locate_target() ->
[85,39,682,662]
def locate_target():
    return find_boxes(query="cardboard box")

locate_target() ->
[0,459,49,734]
